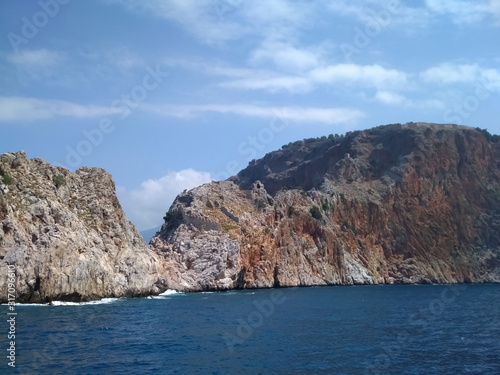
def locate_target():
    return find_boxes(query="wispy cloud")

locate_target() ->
[421,63,500,90]
[374,90,444,109]
[144,103,365,125]
[424,0,494,24]
[249,39,331,74]
[6,49,66,82]
[375,90,406,105]
[117,169,212,230]
[111,0,316,45]
[104,46,145,73]
[309,64,409,90]
[490,0,500,24]
[219,76,312,93]
[0,96,124,122]
[327,0,500,30]
[175,58,410,94]
[7,49,65,68]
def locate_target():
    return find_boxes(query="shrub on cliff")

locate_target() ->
[1,174,14,185]
[310,205,322,220]
[163,210,175,222]
[53,175,66,188]
[475,127,500,143]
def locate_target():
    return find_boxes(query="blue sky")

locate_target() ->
[1,0,499,230]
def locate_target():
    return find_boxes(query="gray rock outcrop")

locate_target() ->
[0,151,163,303]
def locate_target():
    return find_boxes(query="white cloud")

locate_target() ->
[420,63,479,84]
[249,40,324,73]
[220,76,312,93]
[111,0,316,45]
[309,64,408,90]
[490,0,500,24]
[375,90,406,105]
[0,97,124,122]
[7,49,66,81]
[217,63,409,94]
[326,0,432,30]
[7,49,65,68]
[374,90,444,110]
[424,0,492,24]
[162,57,269,79]
[328,0,500,30]
[109,0,247,44]
[421,63,500,89]
[144,103,364,125]
[105,46,145,73]
[118,169,212,230]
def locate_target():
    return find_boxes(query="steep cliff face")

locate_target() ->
[151,123,500,291]
[0,152,162,303]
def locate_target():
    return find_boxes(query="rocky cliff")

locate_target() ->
[151,123,500,291]
[0,152,163,303]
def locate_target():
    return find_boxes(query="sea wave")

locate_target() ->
[159,289,180,296]
[49,298,120,306]
[2,298,121,307]
[151,289,183,299]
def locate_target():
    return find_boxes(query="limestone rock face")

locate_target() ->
[152,123,500,291]
[0,152,162,303]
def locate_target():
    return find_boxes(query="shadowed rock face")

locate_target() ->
[152,123,500,291]
[0,152,163,303]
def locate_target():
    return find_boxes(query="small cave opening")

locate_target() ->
[34,276,41,292]
[2,224,11,236]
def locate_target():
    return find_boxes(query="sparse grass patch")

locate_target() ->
[221,223,239,232]
[343,220,358,236]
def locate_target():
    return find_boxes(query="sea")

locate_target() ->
[2,284,499,375]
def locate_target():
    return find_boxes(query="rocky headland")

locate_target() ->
[0,152,163,303]
[151,123,500,291]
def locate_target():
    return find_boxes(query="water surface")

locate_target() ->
[3,284,500,374]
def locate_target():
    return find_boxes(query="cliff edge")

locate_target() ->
[151,123,500,291]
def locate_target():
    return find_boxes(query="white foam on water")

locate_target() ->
[3,303,49,307]
[49,298,120,306]
[151,289,184,299]
[159,289,180,296]
[3,298,120,307]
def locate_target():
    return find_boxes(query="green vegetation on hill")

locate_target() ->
[475,127,500,143]
[1,174,14,185]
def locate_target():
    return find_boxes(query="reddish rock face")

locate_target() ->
[152,123,500,291]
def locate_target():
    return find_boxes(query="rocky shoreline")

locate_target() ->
[1,123,499,303]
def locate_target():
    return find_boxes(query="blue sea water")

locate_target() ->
[2,284,500,375]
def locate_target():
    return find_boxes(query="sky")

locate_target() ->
[1,0,499,231]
